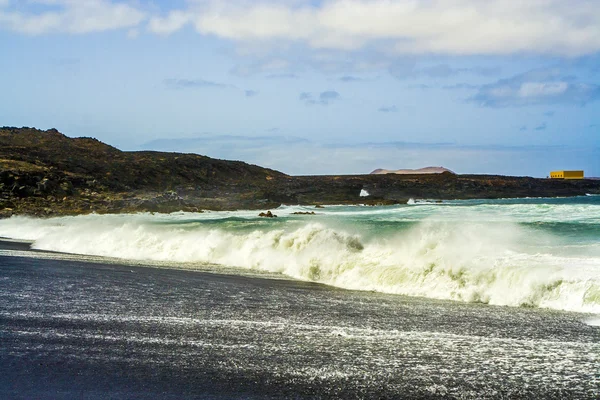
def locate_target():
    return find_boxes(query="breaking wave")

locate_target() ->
[1,209,599,313]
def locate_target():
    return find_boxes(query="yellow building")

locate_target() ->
[549,170,584,179]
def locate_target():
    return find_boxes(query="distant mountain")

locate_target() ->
[370,167,455,175]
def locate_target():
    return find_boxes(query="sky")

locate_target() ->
[0,0,599,177]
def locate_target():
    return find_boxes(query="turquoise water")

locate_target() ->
[1,196,599,313]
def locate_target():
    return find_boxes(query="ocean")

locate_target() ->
[1,196,599,398]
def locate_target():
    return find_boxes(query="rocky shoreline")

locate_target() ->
[2,127,600,218]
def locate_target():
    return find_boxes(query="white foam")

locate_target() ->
[0,207,599,313]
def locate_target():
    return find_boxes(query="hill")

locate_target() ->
[0,127,285,190]
[0,127,285,215]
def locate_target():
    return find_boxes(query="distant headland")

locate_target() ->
[1,127,599,217]
[371,167,455,175]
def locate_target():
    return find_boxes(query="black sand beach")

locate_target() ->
[1,240,599,399]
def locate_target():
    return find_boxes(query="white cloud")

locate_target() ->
[471,69,600,107]
[4,1,600,57]
[0,0,146,35]
[146,0,600,56]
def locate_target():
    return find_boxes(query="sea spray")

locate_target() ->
[1,198,599,313]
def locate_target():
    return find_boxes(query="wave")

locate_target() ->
[0,213,599,313]
[407,198,442,205]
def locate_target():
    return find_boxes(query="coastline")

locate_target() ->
[2,127,600,218]
[3,174,600,218]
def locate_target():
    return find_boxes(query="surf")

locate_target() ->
[1,199,599,313]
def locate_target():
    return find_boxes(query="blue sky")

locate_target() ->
[1,0,599,176]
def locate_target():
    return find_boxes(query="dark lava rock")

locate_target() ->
[259,211,277,218]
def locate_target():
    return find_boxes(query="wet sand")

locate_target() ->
[1,242,598,399]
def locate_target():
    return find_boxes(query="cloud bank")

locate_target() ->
[3,1,600,56]
[147,0,600,56]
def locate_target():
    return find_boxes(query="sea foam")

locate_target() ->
[1,204,599,314]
